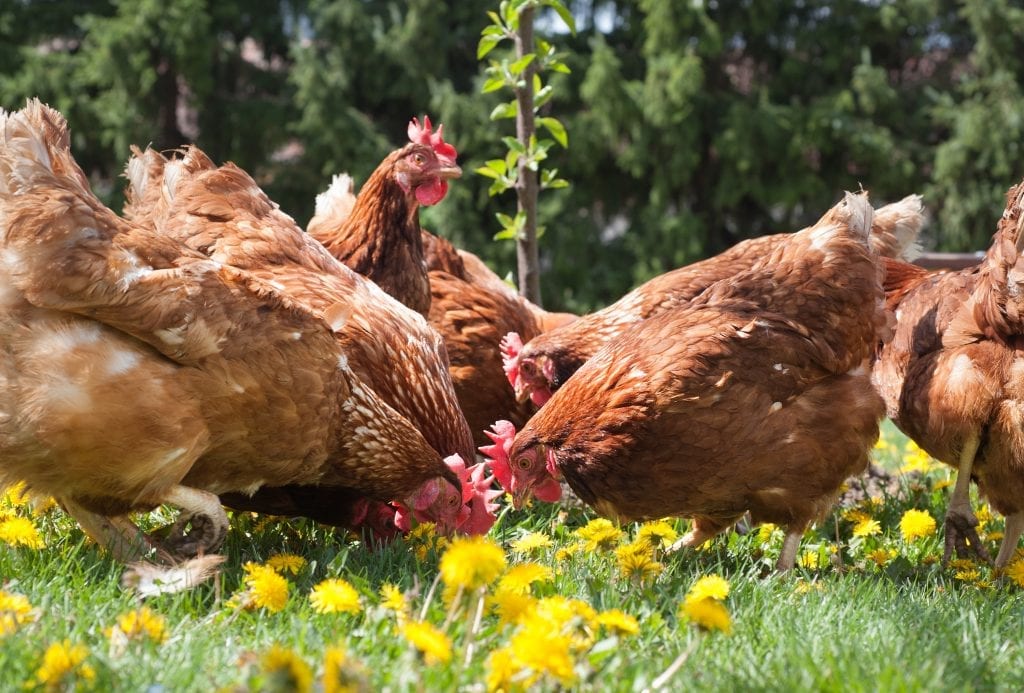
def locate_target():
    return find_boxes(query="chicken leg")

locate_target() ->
[943,433,990,564]
[994,511,1024,570]
[776,523,808,573]
[667,515,742,553]
[159,486,229,557]
[61,499,174,563]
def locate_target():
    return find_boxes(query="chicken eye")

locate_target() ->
[413,153,425,165]
[448,494,460,507]
[516,457,531,470]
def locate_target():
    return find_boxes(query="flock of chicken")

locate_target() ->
[1,99,1022,585]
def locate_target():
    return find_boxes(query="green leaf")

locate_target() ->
[475,165,500,180]
[486,158,508,175]
[490,102,518,120]
[496,212,515,228]
[487,10,502,26]
[477,34,502,60]
[505,149,521,172]
[502,136,526,154]
[481,25,504,37]
[488,180,510,196]
[509,53,535,76]
[538,116,568,148]
[493,228,518,241]
[542,0,577,34]
[482,76,507,93]
[544,177,569,189]
[534,85,553,109]
[536,224,546,239]
[537,38,551,56]
[549,59,571,74]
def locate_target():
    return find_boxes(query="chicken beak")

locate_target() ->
[513,382,531,404]
[511,488,529,511]
[436,163,462,180]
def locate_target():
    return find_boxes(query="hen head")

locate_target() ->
[481,420,562,509]
[500,332,554,407]
[394,476,464,534]
[394,116,461,206]
[350,498,402,544]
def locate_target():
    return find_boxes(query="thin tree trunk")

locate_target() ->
[514,5,542,306]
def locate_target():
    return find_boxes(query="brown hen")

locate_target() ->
[122,143,499,534]
[307,117,461,316]
[876,182,1024,568]
[487,193,888,571]
[507,196,924,406]
[0,101,465,566]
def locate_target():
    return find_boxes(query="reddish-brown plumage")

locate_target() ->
[512,196,924,403]
[875,182,1024,566]
[308,129,461,317]
[0,102,464,558]
[505,194,888,570]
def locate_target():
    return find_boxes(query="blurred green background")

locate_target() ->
[2,0,1022,311]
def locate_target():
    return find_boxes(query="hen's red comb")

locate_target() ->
[408,116,458,165]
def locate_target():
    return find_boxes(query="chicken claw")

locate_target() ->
[158,486,229,557]
[942,509,991,565]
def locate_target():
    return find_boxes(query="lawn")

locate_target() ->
[2,422,1024,692]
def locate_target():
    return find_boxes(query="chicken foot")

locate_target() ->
[943,433,991,565]
[158,486,229,558]
[62,499,175,563]
[994,512,1023,570]
[667,516,741,554]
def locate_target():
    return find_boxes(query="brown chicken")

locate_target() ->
[875,182,1024,568]
[120,141,499,534]
[484,193,888,571]
[306,116,461,316]
[0,101,466,567]
[308,157,575,445]
[419,232,575,443]
[506,196,924,406]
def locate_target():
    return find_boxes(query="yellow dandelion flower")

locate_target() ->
[266,554,307,575]
[873,438,890,452]
[261,645,312,693]
[510,622,576,686]
[865,548,896,566]
[574,518,623,551]
[310,578,361,615]
[30,640,96,689]
[486,646,518,693]
[615,542,664,582]
[976,504,992,525]
[379,584,407,612]
[0,516,44,549]
[112,607,167,643]
[985,531,1004,543]
[933,478,953,490]
[680,596,732,634]
[757,522,781,543]
[490,588,538,627]
[1004,560,1024,588]
[793,579,824,594]
[242,563,289,612]
[400,621,452,665]
[2,482,30,507]
[0,590,35,638]
[635,520,678,550]
[510,532,553,553]
[798,551,820,569]
[686,574,730,602]
[841,508,870,524]
[499,563,553,594]
[407,522,437,544]
[595,609,639,636]
[323,646,369,693]
[853,518,881,537]
[554,541,586,562]
[531,595,597,631]
[954,568,981,582]
[947,558,976,571]
[899,509,937,541]
[900,441,939,474]
[439,536,507,590]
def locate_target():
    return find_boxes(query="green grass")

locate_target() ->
[3,423,1024,692]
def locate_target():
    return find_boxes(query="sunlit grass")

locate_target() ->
[2,422,1023,690]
